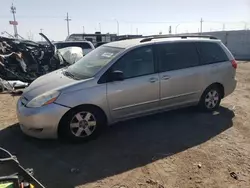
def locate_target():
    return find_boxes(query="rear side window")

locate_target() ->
[196,42,229,65]
[157,42,199,72]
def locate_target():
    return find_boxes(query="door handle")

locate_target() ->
[149,77,158,83]
[162,75,170,80]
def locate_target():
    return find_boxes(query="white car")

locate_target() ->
[54,41,95,56]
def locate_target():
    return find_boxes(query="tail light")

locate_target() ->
[231,59,237,69]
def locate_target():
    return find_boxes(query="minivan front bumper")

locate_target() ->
[16,98,70,139]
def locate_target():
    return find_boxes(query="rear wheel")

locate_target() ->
[58,106,106,142]
[199,86,222,111]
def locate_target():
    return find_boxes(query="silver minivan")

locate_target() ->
[16,35,237,141]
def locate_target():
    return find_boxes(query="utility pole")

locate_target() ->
[169,25,172,34]
[223,23,225,31]
[99,23,101,32]
[114,19,119,35]
[10,3,18,38]
[200,18,203,34]
[82,26,85,34]
[175,24,180,34]
[65,12,71,37]
[40,28,43,41]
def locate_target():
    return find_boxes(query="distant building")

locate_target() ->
[116,35,143,41]
[66,32,117,45]
[66,32,143,45]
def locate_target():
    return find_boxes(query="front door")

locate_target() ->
[156,42,202,108]
[106,46,160,120]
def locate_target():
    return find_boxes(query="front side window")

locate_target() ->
[67,46,123,79]
[112,46,154,79]
[157,42,199,72]
[196,42,229,65]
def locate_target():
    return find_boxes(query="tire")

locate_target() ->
[198,85,222,112]
[58,106,106,142]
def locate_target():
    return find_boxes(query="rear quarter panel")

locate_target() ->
[196,41,236,98]
[197,61,236,98]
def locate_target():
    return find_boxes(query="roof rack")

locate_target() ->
[140,35,218,43]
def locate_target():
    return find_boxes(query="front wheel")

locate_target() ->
[58,106,106,142]
[199,86,222,111]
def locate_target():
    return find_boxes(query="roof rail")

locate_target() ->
[140,35,218,43]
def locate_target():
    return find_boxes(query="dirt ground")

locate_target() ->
[0,62,250,188]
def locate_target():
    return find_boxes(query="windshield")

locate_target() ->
[67,46,123,79]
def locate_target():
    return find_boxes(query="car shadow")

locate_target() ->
[0,106,234,188]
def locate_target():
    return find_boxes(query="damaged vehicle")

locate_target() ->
[54,41,95,56]
[17,35,237,142]
[0,33,84,84]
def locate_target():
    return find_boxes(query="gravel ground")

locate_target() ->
[0,62,250,188]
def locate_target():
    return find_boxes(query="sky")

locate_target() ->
[0,0,250,41]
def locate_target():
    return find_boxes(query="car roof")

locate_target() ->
[104,37,220,49]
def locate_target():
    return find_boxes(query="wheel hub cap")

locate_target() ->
[79,120,88,128]
[205,90,219,109]
[70,112,97,138]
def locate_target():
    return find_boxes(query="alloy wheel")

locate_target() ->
[205,90,219,109]
[70,111,97,137]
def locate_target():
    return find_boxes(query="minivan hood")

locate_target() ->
[23,69,77,100]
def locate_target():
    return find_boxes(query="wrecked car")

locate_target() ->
[0,33,84,84]
[54,41,95,56]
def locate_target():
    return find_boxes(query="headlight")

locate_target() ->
[26,90,60,108]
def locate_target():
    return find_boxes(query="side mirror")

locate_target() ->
[111,70,124,81]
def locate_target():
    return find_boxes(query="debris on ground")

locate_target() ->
[198,163,202,168]
[146,179,164,188]
[230,172,238,180]
[111,185,128,188]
